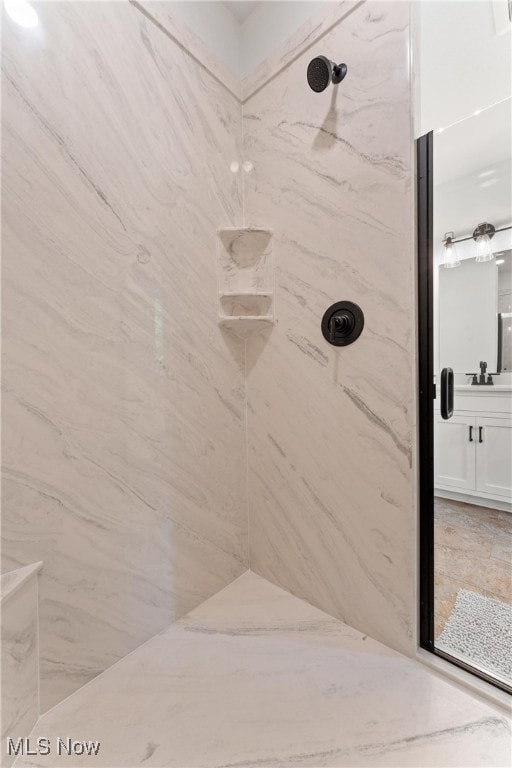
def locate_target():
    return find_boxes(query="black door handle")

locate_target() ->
[479,426,483,443]
[440,367,454,420]
[469,425,473,442]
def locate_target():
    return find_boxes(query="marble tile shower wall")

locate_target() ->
[1,1,247,710]
[2,0,416,716]
[244,2,417,655]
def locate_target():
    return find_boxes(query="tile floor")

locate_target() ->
[12,571,511,768]
[434,497,512,638]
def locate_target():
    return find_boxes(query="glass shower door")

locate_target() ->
[419,98,512,692]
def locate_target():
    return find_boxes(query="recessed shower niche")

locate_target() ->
[217,228,274,339]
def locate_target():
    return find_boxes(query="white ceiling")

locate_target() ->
[168,1,325,78]
[417,0,511,137]
[433,98,511,255]
[434,98,511,186]
[224,1,261,24]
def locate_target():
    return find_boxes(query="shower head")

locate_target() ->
[307,56,347,93]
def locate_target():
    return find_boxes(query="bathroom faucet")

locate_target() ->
[466,361,499,385]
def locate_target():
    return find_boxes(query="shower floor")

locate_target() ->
[15,572,510,768]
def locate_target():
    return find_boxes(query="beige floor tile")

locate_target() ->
[434,498,512,644]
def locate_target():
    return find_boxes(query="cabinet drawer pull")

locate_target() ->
[469,426,473,442]
[479,426,483,443]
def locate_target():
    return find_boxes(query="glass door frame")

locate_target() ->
[417,132,512,695]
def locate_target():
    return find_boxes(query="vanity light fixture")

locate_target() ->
[474,222,495,263]
[442,232,460,269]
[441,221,512,265]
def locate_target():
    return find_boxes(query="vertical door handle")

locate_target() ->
[479,426,483,443]
[440,367,454,420]
[469,425,473,442]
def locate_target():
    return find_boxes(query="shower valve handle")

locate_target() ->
[329,313,353,342]
[322,302,364,347]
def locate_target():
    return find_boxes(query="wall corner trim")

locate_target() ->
[130,0,242,101]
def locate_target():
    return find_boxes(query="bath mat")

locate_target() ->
[437,589,512,683]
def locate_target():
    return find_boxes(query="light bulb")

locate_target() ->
[475,234,494,263]
[4,0,39,28]
[443,239,460,269]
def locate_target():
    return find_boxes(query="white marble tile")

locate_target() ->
[243,2,417,656]
[1,566,40,768]
[1,0,246,711]
[12,572,511,768]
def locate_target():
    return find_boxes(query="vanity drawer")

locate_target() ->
[453,391,512,415]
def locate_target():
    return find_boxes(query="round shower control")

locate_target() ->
[321,301,364,346]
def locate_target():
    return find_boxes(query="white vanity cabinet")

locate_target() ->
[475,416,512,497]
[435,415,476,490]
[434,388,512,508]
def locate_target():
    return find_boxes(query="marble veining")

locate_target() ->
[1,0,246,711]
[244,2,417,656]
[1,565,40,768]
[13,572,511,768]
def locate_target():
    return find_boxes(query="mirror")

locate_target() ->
[439,249,512,375]
[439,257,498,374]
[434,98,512,385]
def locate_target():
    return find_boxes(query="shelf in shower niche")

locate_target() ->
[219,292,272,297]
[217,228,272,268]
[218,315,274,340]
[217,228,274,340]
[219,292,273,317]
